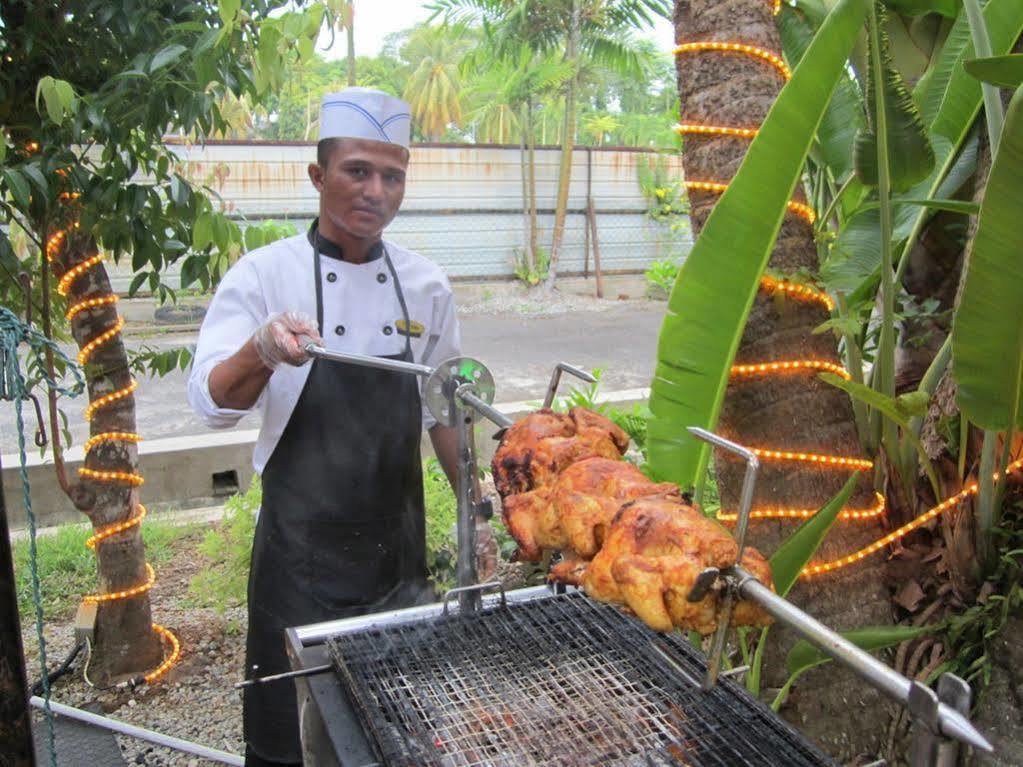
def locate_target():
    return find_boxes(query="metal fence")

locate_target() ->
[108,142,692,291]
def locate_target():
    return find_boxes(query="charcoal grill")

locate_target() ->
[285,587,835,767]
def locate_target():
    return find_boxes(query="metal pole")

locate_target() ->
[0,449,37,767]
[736,573,992,753]
[456,390,512,429]
[29,697,243,766]
[304,344,434,377]
[587,198,604,299]
[455,402,479,613]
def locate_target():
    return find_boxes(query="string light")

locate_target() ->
[84,379,138,421]
[675,123,760,139]
[58,253,105,296]
[802,459,1023,576]
[750,448,874,471]
[66,294,120,321]
[760,275,835,311]
[730,360,850,381]
[26,141,40,153]
[86,504,147,549]
[683,180,817,224]
[45,203,181,682]
[673,41,791,80]
[78,316,126,364]
[78,466,145,487]
[717,493,886,522]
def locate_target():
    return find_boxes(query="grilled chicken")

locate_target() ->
[502,457,679,561]
[581,497,774,634]
[492,408,629,497]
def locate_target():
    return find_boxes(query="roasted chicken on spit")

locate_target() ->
[581,496,773,634]
[491,408,630,497]
[492,408,774,635]
[502,457,679,561]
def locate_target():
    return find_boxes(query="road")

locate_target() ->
[1,301,664,454]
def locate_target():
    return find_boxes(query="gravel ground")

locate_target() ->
[456,283,645,317]
[23,530,248,767]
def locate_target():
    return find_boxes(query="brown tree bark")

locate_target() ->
[674,0,893,758]
[48,223,162,683]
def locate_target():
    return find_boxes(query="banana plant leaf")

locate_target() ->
[854,4,936,191]
[779,5,866,180]
[646,0,868,488]
[965,54,1023,88]
[953,86,1023,431]
[882,0,960,18]
[786,623,939,675]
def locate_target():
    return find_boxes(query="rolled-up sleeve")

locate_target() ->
[187,259,267,429]
[420,285,462,431]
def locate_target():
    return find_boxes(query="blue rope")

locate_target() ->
[1,305,85,767]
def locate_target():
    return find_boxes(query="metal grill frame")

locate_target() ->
[325,591,835,767]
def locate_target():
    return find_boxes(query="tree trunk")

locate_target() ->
[49,226,162,683]
[674,0,892,759]
[346,2,357,86]
[528,96,539,265]
[545,0,581,289]
[519,104,535,272]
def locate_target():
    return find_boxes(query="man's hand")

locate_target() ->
[475,517,499,582]
[252,311,322,370]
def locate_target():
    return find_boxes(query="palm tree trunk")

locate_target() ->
[49,228,161,683]
[674,0,891,758]
[346,2,356,86]
[545,0,581,290]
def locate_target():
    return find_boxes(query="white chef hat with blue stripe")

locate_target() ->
[319,87,412,149]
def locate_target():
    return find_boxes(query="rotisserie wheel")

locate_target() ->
[491,408,629,497]
[502,456,679,561]
[581,497,774,634]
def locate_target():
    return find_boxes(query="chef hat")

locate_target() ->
[318,87,412,149]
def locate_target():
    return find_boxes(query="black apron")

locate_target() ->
[243,243,429,764]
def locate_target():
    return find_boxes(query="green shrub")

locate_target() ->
[423,457,459,593]
[645,257,682,297]
[189,477,259,613]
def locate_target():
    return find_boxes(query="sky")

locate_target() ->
[326,1,675,60]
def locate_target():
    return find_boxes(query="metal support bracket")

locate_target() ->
[542,362,597,410]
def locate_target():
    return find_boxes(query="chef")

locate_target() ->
[187,87,496,767]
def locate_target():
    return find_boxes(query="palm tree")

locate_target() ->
[431,0,670,287]
[672,0,892,759]
[401,25,473,140]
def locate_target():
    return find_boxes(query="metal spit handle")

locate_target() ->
[441,582,506,615]
[542,362,597,409]
[304,343,435,377]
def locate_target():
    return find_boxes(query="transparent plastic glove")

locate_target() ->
[475,518,499,582]
[252,311,322,370]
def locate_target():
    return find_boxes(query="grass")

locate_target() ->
[12,518,193,623]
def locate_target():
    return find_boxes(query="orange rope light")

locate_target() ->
[57,253,105,296]
[77,316,126,365]
[730,360,851,381]
[718,493,886,523]
[750,448,874,471]
[675,123,760,139]
[46,216,181,683]
[760,275,836,311]
[803,459,1023,576]
[66,294,120,321]
[673,41,791,80]
[84,379,138,421]
[683,180,817,224]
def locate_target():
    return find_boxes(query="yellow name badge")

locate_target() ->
[396,319,425,338]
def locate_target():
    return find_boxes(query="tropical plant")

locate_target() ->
[0,0,334,682]
[401,23,476,139]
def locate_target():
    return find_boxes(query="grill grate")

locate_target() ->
[327,593,833,767]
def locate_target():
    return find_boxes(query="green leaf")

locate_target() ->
[128,271,149,296]
[53,79,76,114]
[219,0,240,26]
[646,0,868,487]
[820,372,924,428]
[192,212,214,250]
[0,139,6,164]
[953,85,1023,431]
[786,623,939,675]
[244,226,265,252]
[21,164,49,198]
[149,44,188,74]
[854,6,935,191]
[822,207,883,295]
[2,168,32,209]
[769,474,859,598]
[882,0,960,17]
[965,54,1023,88]
[894,197,980,214]
[37,77,63,124]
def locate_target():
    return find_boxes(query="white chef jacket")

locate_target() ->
[187,232,461,473]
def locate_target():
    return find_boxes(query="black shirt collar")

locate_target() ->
[307,218,384,263]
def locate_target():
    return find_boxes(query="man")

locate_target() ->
[187,88,495,766]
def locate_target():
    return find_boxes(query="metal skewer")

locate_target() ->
[685,427,993,760]
[304,343,434,377]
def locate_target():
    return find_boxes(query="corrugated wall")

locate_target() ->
[109,142,691,289]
